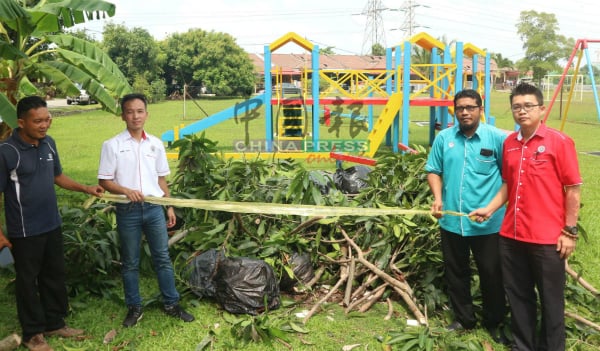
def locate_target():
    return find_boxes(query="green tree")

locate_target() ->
[581,64,600,79]
[321,46,336,55]
[101,23,165,89]
[161,29,256,96]
[490,52,514,68]
[371,43,385,56]
[67,28,97,43]
[515,10,573,83]
[132,74,166,103]
[568,64,600,85]
[0,0,132,133]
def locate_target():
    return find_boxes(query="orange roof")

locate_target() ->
[249,53,497,74]
[249,53,387,73]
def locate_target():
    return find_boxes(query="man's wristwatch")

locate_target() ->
[563,226,578,235]
[562,225,578,241]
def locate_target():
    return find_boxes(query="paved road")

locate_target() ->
[46,98,68,108]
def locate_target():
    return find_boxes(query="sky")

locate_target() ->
[74,0,600,63]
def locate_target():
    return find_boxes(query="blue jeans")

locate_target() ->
[116,202,180,307]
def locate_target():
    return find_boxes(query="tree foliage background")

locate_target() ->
[159,29,256,97]
[515,10,575,83]
[101,23,166,102]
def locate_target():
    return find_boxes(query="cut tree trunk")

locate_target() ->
[338,226,427,325]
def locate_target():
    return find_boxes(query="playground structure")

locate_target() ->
[542,38,600,130]
[162,32,494,161]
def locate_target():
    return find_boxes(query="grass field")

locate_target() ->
[1,90,599,350]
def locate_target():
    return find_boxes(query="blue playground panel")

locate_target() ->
[162,93,267,142]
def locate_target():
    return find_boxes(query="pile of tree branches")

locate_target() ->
[164,134,453,323]
[60,134,600,349]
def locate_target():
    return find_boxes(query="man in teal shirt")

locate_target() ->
[425,89,508,344]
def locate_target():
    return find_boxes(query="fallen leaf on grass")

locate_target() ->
[342,344,361,351]
[103,329,117,344]
[73,334,92,341]
[289,321,309,333]
[111,340,129,351]
[482,340,494,351]
[298,335,314,345]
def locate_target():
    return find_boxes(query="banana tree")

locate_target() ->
[0,0,132,135]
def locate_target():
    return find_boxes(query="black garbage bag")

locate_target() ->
[215,256,281,315]
[333,165,372,194]
[187,249,225,299]
[280,252,315,291]
[308,170,335,195]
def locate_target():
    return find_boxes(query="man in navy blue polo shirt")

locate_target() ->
[0,96,104,351]
[425,89,509,344]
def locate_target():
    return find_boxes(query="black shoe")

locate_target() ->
[164,304,195,322]
[446,321,465,331]
[487,326,511,346]
[123,305,143,327]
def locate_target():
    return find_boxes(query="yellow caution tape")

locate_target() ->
[90,193,470,219]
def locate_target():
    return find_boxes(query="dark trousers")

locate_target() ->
[441,229,507,329]
[11,227,68,341]
[500,237,565,351]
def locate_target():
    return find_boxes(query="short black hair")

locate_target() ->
[17,96,47,119]
[510,83,543,105]
[120,93,148,112]
[454,89,482,107]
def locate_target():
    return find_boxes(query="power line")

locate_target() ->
[354,0,389,54]
[390,0,430,37]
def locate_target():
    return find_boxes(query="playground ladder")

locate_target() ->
[276,86,307,150]
[280,102,305,138]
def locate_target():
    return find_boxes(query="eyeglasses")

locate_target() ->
[511,104,540,112]
[455,105,480,112]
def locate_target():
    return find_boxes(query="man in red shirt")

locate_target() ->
[470,83,582,351]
